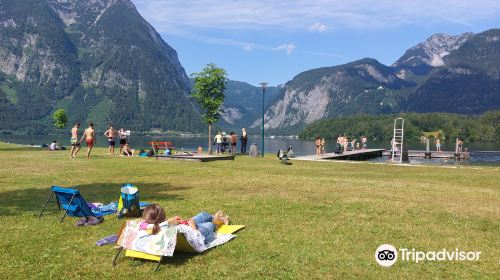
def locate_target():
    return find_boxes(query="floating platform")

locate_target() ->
[293,149,385,161]
[382,150,470,159]
[156,153,235,162]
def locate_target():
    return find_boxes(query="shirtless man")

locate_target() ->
[80,123,96,159]
[70,123,81,158]
[104,125,116,156]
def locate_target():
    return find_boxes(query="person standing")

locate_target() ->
[80,123,96,159]
[315,137,322,156]
[362,136,367,149]
[104,125,117,156]
[240,128,248,154]
[436,138,441,152]
[214,131,223,155]
[70,123,81,158]
[230,132,237,155]
[118,128,127,155]
[321,138,326,155]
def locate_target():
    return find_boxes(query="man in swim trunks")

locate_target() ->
[80,122,96,159]
[70,123,81,158]
[104,125,116,156]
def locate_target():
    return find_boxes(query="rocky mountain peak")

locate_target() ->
[394,32,474,68]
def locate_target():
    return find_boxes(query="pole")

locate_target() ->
[261,86,265,157]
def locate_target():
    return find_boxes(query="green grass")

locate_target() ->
[1,84,18,104]
[0,142,498,279]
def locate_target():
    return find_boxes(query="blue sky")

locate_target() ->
[131,0,500,86]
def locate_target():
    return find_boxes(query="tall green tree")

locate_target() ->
[53,108,68,129]
[53,108,67,146]
[191,63,228,155]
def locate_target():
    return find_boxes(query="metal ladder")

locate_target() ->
[391,118,404,163]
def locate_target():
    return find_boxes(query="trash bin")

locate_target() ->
[249,143,258,158]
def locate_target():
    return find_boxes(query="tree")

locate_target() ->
[53,108,67,146]
[191,63,228,155]
[53,108,68,129]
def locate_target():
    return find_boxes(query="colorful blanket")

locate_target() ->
[117,220,177,257]
[117,220,240,256]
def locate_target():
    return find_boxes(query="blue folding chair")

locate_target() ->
[38,186,104,222]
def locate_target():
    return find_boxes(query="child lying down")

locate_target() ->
[140,204,229,245]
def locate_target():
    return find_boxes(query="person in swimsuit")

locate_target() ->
[104,125,116,156]
[315,137,322,156]
[321,138,326,155]
[436,138,441,152]
[118,128,127,155]
[80,122,95,159]
[70,123,81,158]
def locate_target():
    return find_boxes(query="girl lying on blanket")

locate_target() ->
[140,204,229,244]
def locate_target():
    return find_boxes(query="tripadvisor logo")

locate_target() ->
[375,244,481,267]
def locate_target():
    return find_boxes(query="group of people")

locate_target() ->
[213,128,248,155]
[69,122,132,159]
[315,137,326,156]
[314,135,368,156]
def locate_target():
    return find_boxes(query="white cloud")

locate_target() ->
[132,0,500,32]
[276,44,296,54]
[304,51,347,60]
[308,22,328,32]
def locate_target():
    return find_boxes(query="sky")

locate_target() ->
[131,0,500,86]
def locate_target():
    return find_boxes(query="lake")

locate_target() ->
[1,134,500,166]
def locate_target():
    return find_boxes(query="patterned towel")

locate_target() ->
[117,220,177,257]
[117,221,237,256]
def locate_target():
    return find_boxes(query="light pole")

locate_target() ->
[260,82,268,157]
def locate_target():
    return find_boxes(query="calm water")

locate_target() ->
[1,134,500,166]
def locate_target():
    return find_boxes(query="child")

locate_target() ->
[139,204,229,244]
[139,204,180,234]
[187,210,229,244]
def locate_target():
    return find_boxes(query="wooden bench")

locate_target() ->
[147,141,175,155]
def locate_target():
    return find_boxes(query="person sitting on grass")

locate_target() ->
[122,143,135,156]
[139,204,229,244]
[49,140,58,151]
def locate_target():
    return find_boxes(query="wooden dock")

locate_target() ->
[293,149,385,161]
[156,154,235,162]
[381,150,470,159]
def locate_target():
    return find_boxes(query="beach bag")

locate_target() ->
[117,184,141,218]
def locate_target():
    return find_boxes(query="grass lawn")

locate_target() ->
[0,142,498,279]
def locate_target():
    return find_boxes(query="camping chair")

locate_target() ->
[38,186,105,223]
[112,221,244,271]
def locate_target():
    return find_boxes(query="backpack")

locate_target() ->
[117,184,141,218]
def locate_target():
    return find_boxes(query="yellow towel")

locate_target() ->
[217,225,245,234]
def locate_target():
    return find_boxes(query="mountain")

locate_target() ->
[254,58,415,132]
[219,80,281,129]
[404,29,500,114]
[393,32,473,76]
[0,0,203,134]
[260,29,500,133]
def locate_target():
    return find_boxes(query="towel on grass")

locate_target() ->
[117,220,238,256]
